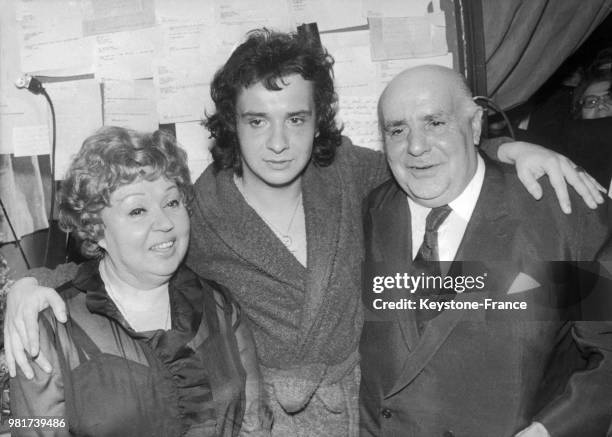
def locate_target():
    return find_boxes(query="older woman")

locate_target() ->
[10,127,269,437]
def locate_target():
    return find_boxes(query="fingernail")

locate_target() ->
[25,371,33,379]
[42,364,52,373]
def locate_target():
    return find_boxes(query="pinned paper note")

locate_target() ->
[289,0,367,31]
[82,0,156,36]
[0,155,48,242]
[321,31,376,96]
[95,28,160,80]
[16,0,94,75]
[337,94,382,151]
[364,0,439,17]
[216,0,291,28]
[12,125,51,157]
[154,54,216,124]
[369,13,447,61]
[375,53,453,93]
[44,79,103,180]
[155,0,216,24]
[103,79,158,131]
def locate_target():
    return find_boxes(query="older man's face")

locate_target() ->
[380,76,480,207]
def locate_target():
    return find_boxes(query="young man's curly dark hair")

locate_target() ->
[205,28,342,175]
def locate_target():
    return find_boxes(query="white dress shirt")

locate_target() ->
[408,154,486,263]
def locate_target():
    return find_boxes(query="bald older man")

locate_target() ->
[359,66,612,437]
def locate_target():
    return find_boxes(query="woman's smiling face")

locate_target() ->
[98,177,190,289]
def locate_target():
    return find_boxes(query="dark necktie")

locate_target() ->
[413,205,453,331]
[415,205,452,265]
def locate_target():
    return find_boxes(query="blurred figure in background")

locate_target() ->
[573,70,612,119]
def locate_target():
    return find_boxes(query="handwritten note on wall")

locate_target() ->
[337,95,382,151]
[82,0,156,36]
[369,13,447,60]
[16,0,94,75]
[95,28,159,80]
[103,79,158,131]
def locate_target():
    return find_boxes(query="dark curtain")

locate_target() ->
[483,0,612,109]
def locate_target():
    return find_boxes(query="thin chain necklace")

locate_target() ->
[164,299,172,330]
[235,175,303,249]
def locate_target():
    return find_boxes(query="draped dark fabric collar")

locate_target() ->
[71,260,204,342]
[69,260,222,434]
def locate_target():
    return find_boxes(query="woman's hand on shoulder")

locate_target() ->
[4,277,67,378]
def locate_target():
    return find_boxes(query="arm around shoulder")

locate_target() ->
[9,312,69,437]
[22,263,79,288]
[337,136,390,197]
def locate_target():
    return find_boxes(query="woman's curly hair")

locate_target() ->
[205,28,342,175]
[58,126,193,259]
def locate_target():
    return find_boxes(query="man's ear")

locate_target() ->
[470,105,484,145]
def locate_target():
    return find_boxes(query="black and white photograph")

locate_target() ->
[0,1,611,436]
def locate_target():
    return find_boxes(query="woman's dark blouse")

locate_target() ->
[10,261,266,437]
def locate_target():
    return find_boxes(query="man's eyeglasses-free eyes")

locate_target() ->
[581,93,612,109]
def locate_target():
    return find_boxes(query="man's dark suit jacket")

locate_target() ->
[359,156,612,437]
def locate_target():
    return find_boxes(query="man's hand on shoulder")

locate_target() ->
[497,140,605,214]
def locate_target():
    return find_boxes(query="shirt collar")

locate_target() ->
[448,153,485,221]
[407,153,485,220]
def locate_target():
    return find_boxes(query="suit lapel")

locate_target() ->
[373,181,412,271]
[387,158,519,397]
[454,161,515,266]
[370,181,420,352]
[297,163,344,351]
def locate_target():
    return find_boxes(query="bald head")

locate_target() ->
[378,65,483,207]
[380,65,476,123]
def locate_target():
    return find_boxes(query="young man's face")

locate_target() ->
[235,74,317,190]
